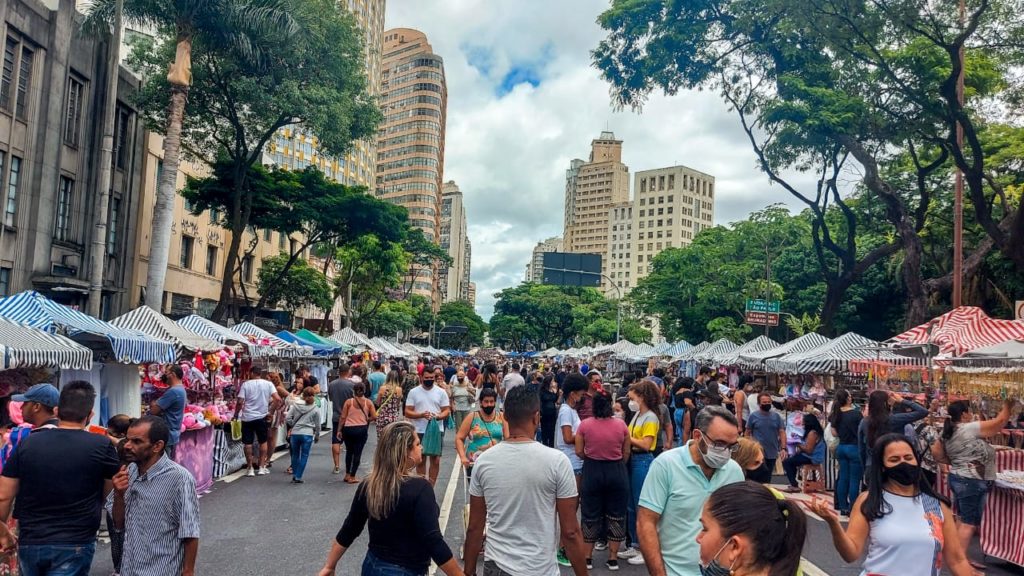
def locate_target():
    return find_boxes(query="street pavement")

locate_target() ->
[89,431,1024,576]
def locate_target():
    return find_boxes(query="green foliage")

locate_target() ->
[435,301,487,349]
[257,255,332,315]
[706,317,752,343]
[784,313,822,337]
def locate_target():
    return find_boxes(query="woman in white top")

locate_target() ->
[809,433,972,576]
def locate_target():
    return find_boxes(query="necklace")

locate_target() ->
[505,434,535,442]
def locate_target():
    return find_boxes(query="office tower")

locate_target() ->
[440,181,469,303]
[525,236,564,283]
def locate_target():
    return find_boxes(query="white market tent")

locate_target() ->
[177,315,276,358]
[763,332,908,374]
[232,322,312,357]
[714,335,780,366]
[112,306,222,353]
[331,327,375,350]
[0,317,92,370]
[737,332,831,371]
[674,341,711,362]
[691,339,738,364]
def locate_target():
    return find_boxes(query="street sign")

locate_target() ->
[1016,301,1024,320]
[745,311,780,326]
[541,252,602,288]
[745,299,780,313]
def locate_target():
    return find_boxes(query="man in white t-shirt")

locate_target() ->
[234,368,281,477]
[501,363,526,394]
[404,372,450,486]
[464,386,587,576]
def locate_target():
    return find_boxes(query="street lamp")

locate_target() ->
[601,274,622,343]
[434,324,467,349]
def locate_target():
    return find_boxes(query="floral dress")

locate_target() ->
[375,387,404,437]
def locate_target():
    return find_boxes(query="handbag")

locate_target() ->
[824,423,840,451]
[230,419,242,442]
[422,418,443,456]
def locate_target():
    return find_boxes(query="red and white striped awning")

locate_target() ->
[891,306,1024,357]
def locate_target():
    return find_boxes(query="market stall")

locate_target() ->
[0,317,93,370]
[737,332,830,372]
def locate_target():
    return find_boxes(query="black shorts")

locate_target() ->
[332,421,344,445]
[241,418,269,445]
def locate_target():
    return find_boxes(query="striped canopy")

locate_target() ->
[766,332,880,374]
[737,332,831,370]
[0,291,175,364]
[232,322,310,357]
[0,317,92,370]
[613,342,657,362]
[112,307,222,353]
[663,341,693,358]
[691,339,738,364]
[331,327,374,350]
[715,335,780,366]
[368,337,410,358]
[177,315,276,358]
[891,306,1024,357]
[276,331,339,356]
[674,341,710,362]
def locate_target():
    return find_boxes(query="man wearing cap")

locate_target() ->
[14,384,60,431]
[149,365,187,459]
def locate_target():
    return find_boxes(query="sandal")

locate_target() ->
[783,486,802,493]
[285,467,293,474]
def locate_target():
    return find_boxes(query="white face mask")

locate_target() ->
[628,400,640,412]
[698,433,732,469]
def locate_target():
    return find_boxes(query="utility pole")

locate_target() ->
[601,274,622,342]
[88,0,123,317]
[764,242,772,337]
[952,0,966,308]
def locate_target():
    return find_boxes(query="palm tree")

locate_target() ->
[84,0,298,311]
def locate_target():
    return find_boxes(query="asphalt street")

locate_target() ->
[89,431,1024,576]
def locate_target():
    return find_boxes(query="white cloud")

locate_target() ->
[384,0,817,320]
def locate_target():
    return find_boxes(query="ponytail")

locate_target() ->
[706,481,807,576]
[943,401,970,440]
[829,389,850,429]
[769,498,808,576]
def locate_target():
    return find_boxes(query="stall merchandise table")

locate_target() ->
[213,427,247,478]
[175,426,215,495]
[937,450,1024,567]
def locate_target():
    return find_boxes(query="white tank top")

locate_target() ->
[862,491,945,576]
[746,394,759,422]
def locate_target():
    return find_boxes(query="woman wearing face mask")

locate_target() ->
[732,438,772,484]
[619,380,662,566]
[454,388,507,477]
[936,399,1018,571]
[318,422,465,576]
[781,413,826,493]
[539,373,560,447]
[697,481,807,576]
[575,391,630,571]
[809,434,973,576]
[829,388,863,518]
[449,370,477,431]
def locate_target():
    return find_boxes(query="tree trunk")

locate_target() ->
[819,278,852,336]
[144,79,190,311]
[898,221,930,328]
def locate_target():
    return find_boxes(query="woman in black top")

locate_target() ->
[539,374,560,447]
[828,389,863,517]
[319,421,464,576]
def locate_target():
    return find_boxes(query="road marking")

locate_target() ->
[430,459,464,575]
[801,556,831,576]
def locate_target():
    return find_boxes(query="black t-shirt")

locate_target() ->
[835,408,863,445]
[539,387,559,418]
[2,428,120,545]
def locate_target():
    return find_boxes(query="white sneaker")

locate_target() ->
[627,552,646,565]
[257,467,270,476]
[246,468,255,477]
[594,541,608,551]
[617,547,639,559]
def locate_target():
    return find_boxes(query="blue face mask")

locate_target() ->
[700,539,736,576]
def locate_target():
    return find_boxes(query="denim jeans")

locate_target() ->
[627,452,654,547]
[673,408,685,443]
[948,474,992,526]
[361,551,425,575]
[835,444,863,515]
[19,543,95,576]
[290,434,314,480]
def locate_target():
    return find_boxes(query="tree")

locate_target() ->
[402,228,454,298]
[122,0,382,318]
[256,254,332,317]
[86,0,302,310]
[435,301,487,350]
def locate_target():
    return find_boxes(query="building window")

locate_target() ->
[668,174,675,189]
[659,176,665,190]
[180,235,194,269]
[640,179,646,193]
[0,38,16,112]
[263,228,272,242]
[55,176,73,242]
[107,198,121,255]
[0,267,9,296]
[5,155,21,227]
[241,255,254,283]
[14,46,32,120]
[206,246,218,276]
[210,208,221,225]
[64,77,84,146]
[113,106,132,170]
[668,206,673,214]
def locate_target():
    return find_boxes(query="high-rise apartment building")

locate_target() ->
[265,0,385,187]
[440,181,470,303]
[607,203,634,291]
[525,236,564,282]
[376,28,448,306]
[461,238,472,301]
[563,132,629,291]
[631,166,715,285]
[467,282,476,308]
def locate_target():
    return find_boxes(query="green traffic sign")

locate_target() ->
[745,299,781,313]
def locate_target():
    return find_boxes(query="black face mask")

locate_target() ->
[745,462,772,484]
[423,381,434,389]
[481,405,495,416]
[760,404,772,412]
[883,462,921,486]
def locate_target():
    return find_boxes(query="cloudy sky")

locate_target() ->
[384,0,809,320]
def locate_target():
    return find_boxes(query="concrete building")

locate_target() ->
[631,165,715,285]
[439,180,470,303]
[461,237,472,301]
[525,236,563,283]
[376,28,447,306]
[265,0,384,188]
[562,132,629,291]
[0,0,145,318]
[467,282,476,308]
[607,203,633,292]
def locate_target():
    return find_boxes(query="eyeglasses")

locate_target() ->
[702,433,740,452]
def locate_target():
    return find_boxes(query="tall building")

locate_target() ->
[265,0,385,188]
[631,165,715,286]
[467,282,476,308]
[607,203,634,291]
[525,236,563,282]
[440,181,470,303]
[376,28,448,306]
[461,237,472,301]
[562,132,629,291]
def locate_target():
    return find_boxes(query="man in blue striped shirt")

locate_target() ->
[108,415,200,576]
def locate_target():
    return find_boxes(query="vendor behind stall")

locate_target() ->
[149,365,186,460]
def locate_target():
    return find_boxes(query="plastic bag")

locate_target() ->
[824,423,840,451]
[230,419,242,441]
[422,417,443,456]
[446,413,456,433]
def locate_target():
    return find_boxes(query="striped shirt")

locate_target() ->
[105,455,201,576]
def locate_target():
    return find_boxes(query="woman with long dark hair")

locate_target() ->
[698,481,807,576]
[938,399,1017,570]
[620,380,662,565]
[857,390,928,475]
[782,413,826,492]
[809,434,972,576]
[829,389,863,516]
[319,422,463,576]
[339,383,378,484]
[539,373,560,447]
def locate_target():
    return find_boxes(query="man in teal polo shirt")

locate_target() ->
[637,405,743,576]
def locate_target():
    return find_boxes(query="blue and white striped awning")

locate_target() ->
[330,327,374,350]
[674,341,710,362]
[738,333,831,370]
[765,332,880,374]
[177,315,275,358]
[691,339,738,364]
[0,317,92,370]
[0,291,175,364]
[715,335,780,366]
[232,322,311,357]
[112,307,222,353]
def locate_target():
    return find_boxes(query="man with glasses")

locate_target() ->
[636,405,743,576]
